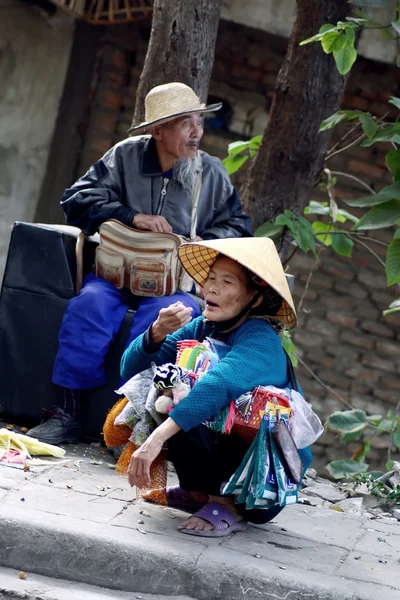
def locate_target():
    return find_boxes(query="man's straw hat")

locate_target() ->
[178,238,297,329]
[128,82,222,135]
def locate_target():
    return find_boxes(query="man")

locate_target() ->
[28,82,251,444]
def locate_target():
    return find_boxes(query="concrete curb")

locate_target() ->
[0,506,367,600]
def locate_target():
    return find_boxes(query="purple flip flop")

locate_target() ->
[179,501,248,538]
[166,485,206,512]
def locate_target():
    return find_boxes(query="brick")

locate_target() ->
[317,368,352,389]
[357,268,387,289]
[326,344,359,361]
[370,435,390,450]
[294,332,324,350]
[356,305,380,320]
[350,381,371,395]
[90,110,119,136]
[349,96,370,111]
[376,340,400,357]
[318,295,354,311]
[326,311,358,329]
[306,317,338,339]
[382,377,400,390]
[291,289,318,302]
[320,262,355,281]
[95,89,122,110]
[340,330,374,350]
[369,101,391,117]
[361,354,397,373]
[305,350,335,369]
[300,272,332,290]
[360,320,394,338]
[247,54,264,69]
[348,160,385,180]
[345,365,382,383]
[335,280,368,299]
[374,387,400,404]
[299,303,326,318]
[262,72,278,87]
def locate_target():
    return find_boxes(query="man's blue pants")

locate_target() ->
[52,273,201,390]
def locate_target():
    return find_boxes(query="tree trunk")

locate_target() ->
[241,0,350,240]
[132,0,223,125]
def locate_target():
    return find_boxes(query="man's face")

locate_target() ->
[156,115,204,161]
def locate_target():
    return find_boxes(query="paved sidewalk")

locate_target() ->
[0,442,399,600]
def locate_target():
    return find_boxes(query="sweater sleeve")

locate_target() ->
[169,320,288,432]
[120,317,206,381]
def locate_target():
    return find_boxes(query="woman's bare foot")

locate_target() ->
[178,496,243,532]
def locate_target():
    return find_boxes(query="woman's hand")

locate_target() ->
[151,301,193,342]
[127,419,181,489]
[127,436,163,488]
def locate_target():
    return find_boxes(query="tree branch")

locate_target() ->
[330,171,376,195]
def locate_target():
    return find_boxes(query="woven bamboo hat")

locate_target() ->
[178,238,297,329]
[128,82,222,135]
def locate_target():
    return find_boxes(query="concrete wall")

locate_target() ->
[222,0,398,65]
[0,1,74,279]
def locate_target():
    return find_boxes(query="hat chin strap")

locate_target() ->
[203,290,263,338]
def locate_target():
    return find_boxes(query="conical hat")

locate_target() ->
[178,238,297,329]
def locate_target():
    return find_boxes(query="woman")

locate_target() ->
[121,237,312,537]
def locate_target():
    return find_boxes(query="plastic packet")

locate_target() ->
[289,390,324,449]
[268,411,298,507]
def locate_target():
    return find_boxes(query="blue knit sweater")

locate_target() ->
[120,316,289,432]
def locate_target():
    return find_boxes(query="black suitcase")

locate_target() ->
[0,222,134,439]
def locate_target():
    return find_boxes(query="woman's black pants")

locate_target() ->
[167,424,309,525]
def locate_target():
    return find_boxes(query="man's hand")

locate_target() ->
[133,213,173,233]
[151,301,193,342]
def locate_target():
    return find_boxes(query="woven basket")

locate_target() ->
[48,0,153,23]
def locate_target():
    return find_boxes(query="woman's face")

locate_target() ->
[202,256,256,322]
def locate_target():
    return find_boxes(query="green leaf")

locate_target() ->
[312,221,332,245]
[321,31,341,54]
[254,222,283,238]
[281,331,297,367]
[353,200,400,230]
[376,419,394,433]
[383,298,400,316]
[226,141,251,155]
[345,182,400,207]
[334,41,357,75]
[331,232,354,257]
[360,123,400,147]
[337,209,360,225]
[300,24,337,46]
[327,459,369,480]
[385,150,400,181]
[340,430,364,443]
[345,26,356,44]
[222,153,249,176]
[386,238,400,285]
[351,0,392,6]
[319,110,365,131]
[389,96,400,111]
[326,409,367,433]
[366,415,383,426]
[386,459,394,471]
[368,471,386,480]
[305,201,330,216]
[391,20,400,35]
[359,114,378,139]
[393,432,400,451]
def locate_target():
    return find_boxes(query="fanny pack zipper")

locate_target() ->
[101,233,173,253]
